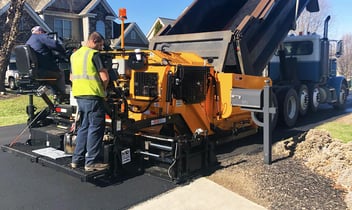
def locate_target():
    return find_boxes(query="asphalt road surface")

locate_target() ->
[0,125,175,210]
[0,95,351,210]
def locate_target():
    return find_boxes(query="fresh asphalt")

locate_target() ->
[0,124,175,210]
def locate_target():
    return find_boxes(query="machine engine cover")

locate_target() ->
[174,66,209,104]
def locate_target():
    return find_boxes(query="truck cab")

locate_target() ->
[269,34,322,83]
[268,27,349,127]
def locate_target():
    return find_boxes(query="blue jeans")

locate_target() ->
[72,98,105,166]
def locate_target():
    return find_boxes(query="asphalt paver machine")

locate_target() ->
[2,0,319,183]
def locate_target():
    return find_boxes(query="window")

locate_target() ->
[54,19,72,39]
[283,41,313,56]
[96,21,105,38]
[131,30,136,40]
[8,62,17,71]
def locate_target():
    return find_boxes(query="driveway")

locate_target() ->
[0,125,175,210]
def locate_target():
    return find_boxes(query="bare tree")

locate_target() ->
[292,0,331,35]
[0,0,26,93]
[337,33,352,80]
[292,0,352,80]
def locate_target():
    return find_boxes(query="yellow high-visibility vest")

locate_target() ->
[71,46,105,97]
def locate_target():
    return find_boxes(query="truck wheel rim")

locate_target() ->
[312,88,320,108]
[287,96,297,119]
[300,89,309,111]
[339,88,346,103]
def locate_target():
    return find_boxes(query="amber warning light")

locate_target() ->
[119,8,127,20]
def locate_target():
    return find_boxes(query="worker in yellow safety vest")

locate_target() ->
[70,32,110,172]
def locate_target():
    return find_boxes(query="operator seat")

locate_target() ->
[15,45,66,112]
[15,45,60,86]
[14,44,67,105]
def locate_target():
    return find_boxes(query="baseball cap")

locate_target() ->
[31,26,46,34]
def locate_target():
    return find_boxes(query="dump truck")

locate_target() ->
[150,0,328,128]
[268,15,349,127]
[2,0,319,182]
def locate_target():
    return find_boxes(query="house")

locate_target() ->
[112,22,148,49]
[0,1,50,46]
[0,0,148,49]
[146,17,175,41]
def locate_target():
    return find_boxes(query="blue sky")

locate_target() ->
[106,0,193,35]
[327,0,352,39]
[106,0,351,39]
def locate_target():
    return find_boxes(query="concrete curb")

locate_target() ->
[129,177,267,210]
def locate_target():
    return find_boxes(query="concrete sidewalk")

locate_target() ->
[129,177,267,210]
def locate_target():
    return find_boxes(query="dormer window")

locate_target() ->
[131,30,136,40]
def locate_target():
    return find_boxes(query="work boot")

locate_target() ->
[70,162,83,169]
[84,163,109,172]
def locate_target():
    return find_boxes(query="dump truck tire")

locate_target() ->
[333,83,347,110]
[309,84,320,112]
[254,90,278,130]
[278,88,299,128]
[297,84,309,116]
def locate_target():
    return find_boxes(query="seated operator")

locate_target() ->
[25,26,67,97]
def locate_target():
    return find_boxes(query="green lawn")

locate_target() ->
[0,94,48,126]
[316,122,352,143]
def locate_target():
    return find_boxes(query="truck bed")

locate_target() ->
[150,0,319,76]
